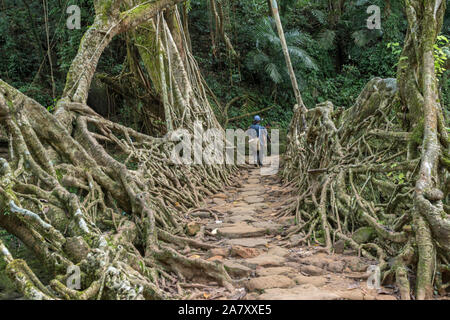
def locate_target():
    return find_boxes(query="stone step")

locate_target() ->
[243,254,286,268]
[244,196,265,204]
[239,191,263,197]
[251,221,283,234]
[224,215,258,224]
[217,224,266,239]
[256,267,296,277]
[249,203,269,210]
[226,237,269,248]
[257,284,341,300]
[222,260,252,277]
[245,275,295,291]
[227,207,256,215]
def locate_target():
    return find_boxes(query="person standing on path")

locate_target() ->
[248,115,270,167]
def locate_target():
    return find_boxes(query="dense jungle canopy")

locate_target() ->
[0,0,448,300]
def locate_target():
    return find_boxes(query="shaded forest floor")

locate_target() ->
[180,158,403,300]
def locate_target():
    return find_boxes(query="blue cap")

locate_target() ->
[254,115,261,121]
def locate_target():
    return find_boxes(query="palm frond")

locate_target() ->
[264,62,283,84]
[285,30,312,46]
[253,17,280,46]
[287,46,317,70]
[245,50,270,71]
[311,9,327,25]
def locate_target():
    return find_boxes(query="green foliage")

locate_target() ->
[0,0,123,107]
[434,35,449,78]
[190,0,410,120]
[387,42,402,56]
[184,0,192,12]
[245,17,317,87]
[388,35,450,78]
[0,0,448,136]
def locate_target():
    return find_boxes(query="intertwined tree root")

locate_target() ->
[0,76,240,299]
[0,0,239,300]
[280,77,449,299]
[281,1,450,300]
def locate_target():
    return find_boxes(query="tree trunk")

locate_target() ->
[282,0,449,300]
[269,0,307,130]
[397,0,449,299]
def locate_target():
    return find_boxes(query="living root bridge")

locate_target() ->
[282,74,449,299]
[279,2,450,302]
[0,0,239,300]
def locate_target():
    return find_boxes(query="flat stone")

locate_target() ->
[231,246,261,259]
[227,207,256,215]
[268,246,290,258]
[223,260,252,277]
[341,256,368,272]
[225,215,258,224]
[250,203,269,210]
[217,224,266,239]
[240,191,263,197]
[300,254,333,269]
[257,284,340,300]
[256,267,296,277]
[245,196,264,204]
[244,254,286,268]
[213,198,227,206]
[239,184,264,189]
[300,265,326,276]
[293,275,328,287]
[327,261,345,273]
[251,221,282,234]
[227,238,269,248]
[246,275,295,291]
[247,178,261,184]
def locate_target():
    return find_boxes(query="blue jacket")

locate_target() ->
[249,124,266,138]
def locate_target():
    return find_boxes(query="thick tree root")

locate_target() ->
[0,1,238,300]
[282,77,449,299]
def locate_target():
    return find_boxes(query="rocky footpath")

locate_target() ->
[184,166,398,300]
